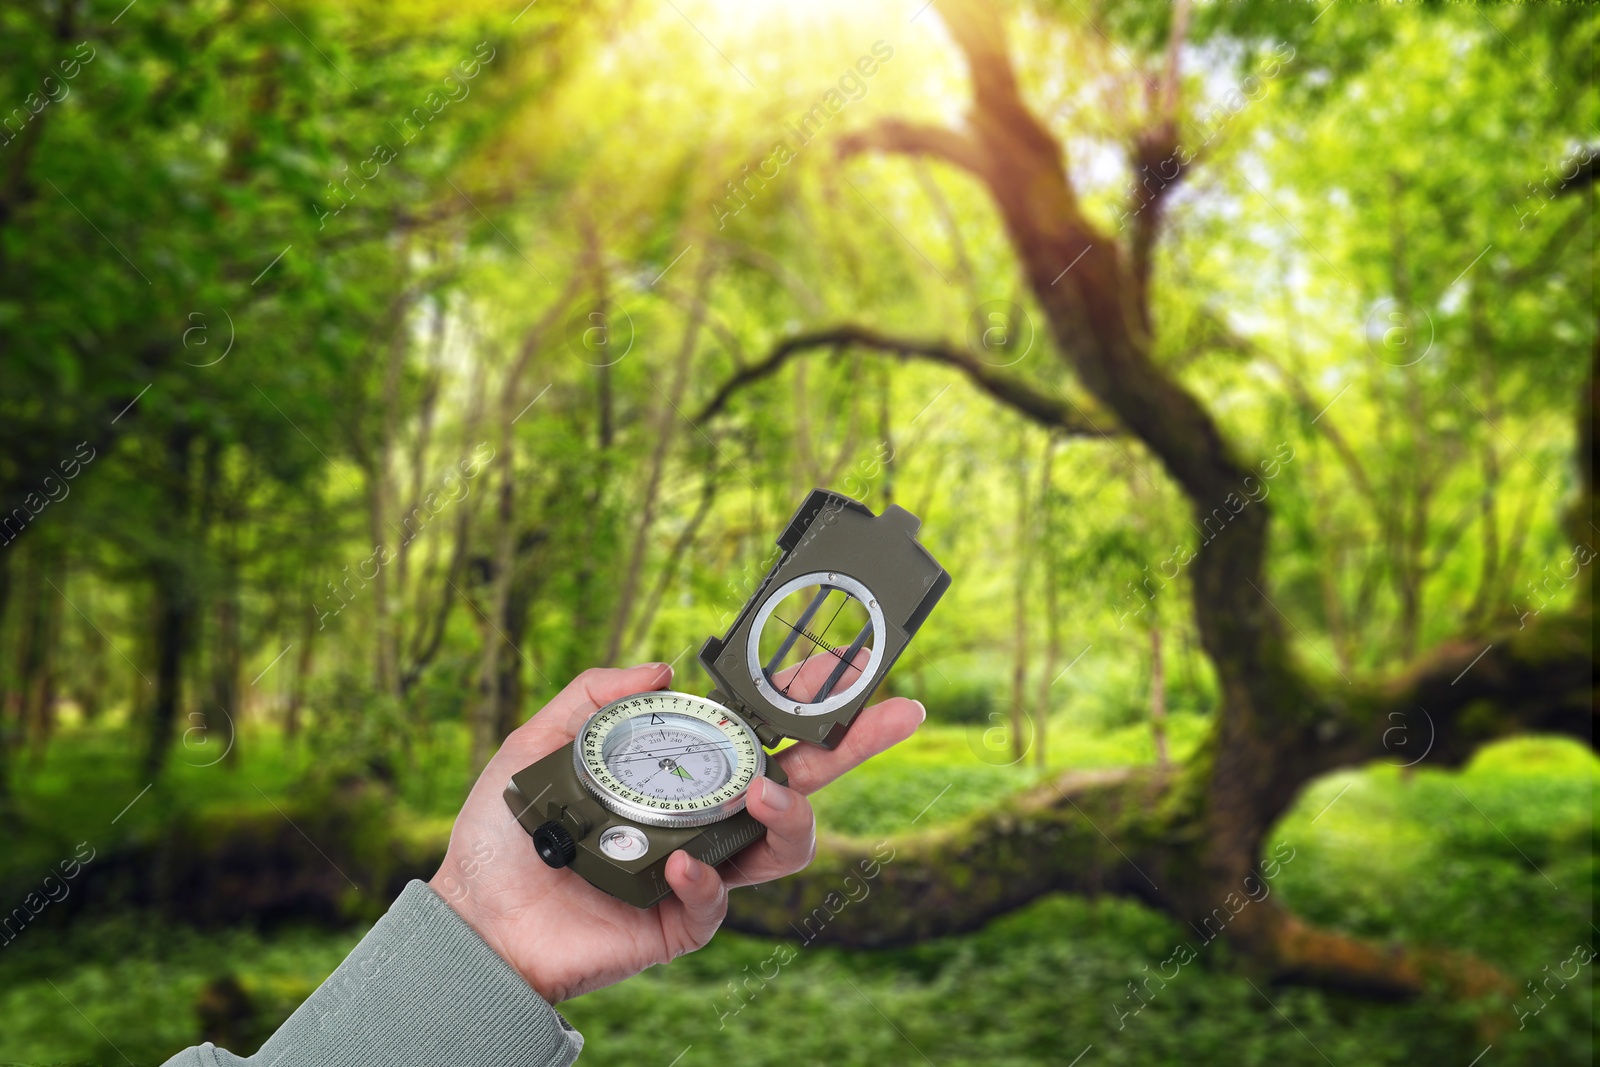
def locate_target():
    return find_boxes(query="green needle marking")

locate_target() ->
[670,765,695,781]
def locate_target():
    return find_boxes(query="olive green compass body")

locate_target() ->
[505,489,950,909]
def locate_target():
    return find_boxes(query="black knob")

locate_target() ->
[532,821,577,869]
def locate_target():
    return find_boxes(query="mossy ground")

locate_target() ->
[0,720,1592,1066]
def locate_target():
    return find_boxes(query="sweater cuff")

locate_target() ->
[242,879,582,1067]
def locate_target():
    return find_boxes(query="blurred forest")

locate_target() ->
[0,0,1594,1064]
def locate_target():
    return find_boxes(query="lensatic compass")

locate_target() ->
[504,489,950,907]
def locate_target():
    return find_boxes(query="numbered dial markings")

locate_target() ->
[574,692,765,828]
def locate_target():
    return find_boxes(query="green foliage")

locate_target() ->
[909,667,996,725]
[303,669,411,785]
[1276,739,1595,968]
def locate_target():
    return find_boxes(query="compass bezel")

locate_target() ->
[745,570,888,717]
[572,691,766,829]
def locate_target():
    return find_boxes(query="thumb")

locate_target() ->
[541,662,675,737]
[495,662,674,769]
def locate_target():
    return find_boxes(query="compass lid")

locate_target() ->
[698,489,950,750]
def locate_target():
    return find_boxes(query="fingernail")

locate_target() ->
[681,854,704,881]
[629,662,669,675]
[911,700,926,724]
[761,778,793,811]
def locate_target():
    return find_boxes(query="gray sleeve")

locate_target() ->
[160,880,583,1067]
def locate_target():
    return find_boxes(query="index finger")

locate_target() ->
[768,645,869,706]
[773,695,925,795]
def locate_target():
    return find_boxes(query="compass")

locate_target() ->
[505,488,950,908]
[574,692,764,828]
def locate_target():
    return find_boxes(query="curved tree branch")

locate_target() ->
[1408,614,1595,750]
[726,767,1167,947]
[726,746,1530,999]
[1127,0,1193,319]
[693,323,1117,437]
[837,120,987,178]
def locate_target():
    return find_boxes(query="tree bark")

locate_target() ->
[0,545,11,809]
[474,435,517,770]
[1009,435,1031,764]
[209,567,242,768]
[1148,625,1169,769]
[145,426,197,776]
[146,562,194,776]
[285,597,316,742]
[21,548,62,761]
[371,315,407,701]
[1031,439,1060,771]
[71,575,109,726]
[1569,331,1598,554]
[493,549,546,742]
[696,323,1114,436]
[624,471,719,655]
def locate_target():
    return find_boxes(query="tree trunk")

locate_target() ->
[0,547,14,809]
[285,600,316,742]
[209,574,242,768]
[721,0,1600,998]
[1148,624,1169,769]
[20,548,62,762]
[569,232,613,666]
[493,556,545,741]
[146,427,196,776]
[371,314,407,701]
[1568,332,1598,554]
[1008,437,1030,763]
[1032,439,1059,771]
[471,275,583,765]
[604,254,711,665]
[624,472,719,655]
[73,575,108,726]
[835,0,1326,979]
[474,439,516,769]
[146,562,193,776]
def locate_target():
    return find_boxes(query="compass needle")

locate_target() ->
[573,695,752,825]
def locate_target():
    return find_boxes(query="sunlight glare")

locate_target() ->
[682,0,905,37]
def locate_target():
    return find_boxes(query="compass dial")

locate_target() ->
[573,691,765,828]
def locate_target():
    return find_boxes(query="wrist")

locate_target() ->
[428,870,555,1002]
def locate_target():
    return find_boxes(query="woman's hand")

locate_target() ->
[429,661,923,1004]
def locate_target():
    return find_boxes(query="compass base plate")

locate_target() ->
[506,745,787,909]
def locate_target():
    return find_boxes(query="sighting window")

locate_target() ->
[746,571,887,716]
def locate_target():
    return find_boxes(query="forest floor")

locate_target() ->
[0,714,1592,1066]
